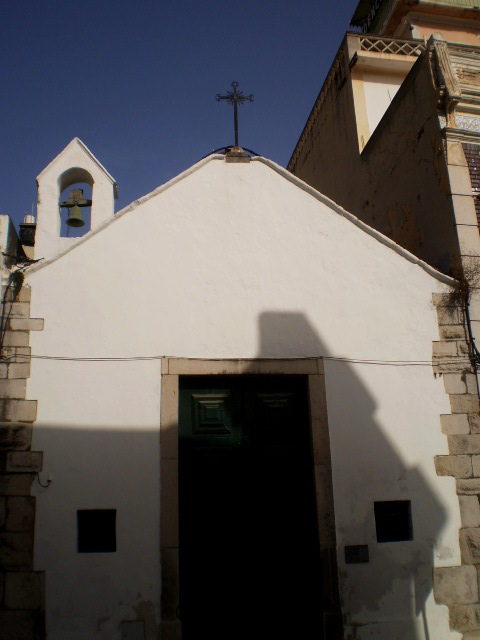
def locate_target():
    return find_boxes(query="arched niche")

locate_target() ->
[58,167,94,238]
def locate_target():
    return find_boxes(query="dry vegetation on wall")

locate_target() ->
[448,257,480,307]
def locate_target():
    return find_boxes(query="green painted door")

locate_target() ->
[179,376,322,640]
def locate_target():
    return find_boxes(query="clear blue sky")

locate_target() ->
[1,0,357,229]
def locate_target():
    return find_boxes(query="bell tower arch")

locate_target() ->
[35,138,118,261]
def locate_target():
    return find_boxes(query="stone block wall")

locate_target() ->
[433,293,480,638]
[462,143,480,228]
[0,284,45,640]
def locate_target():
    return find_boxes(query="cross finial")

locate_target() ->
[216,82,254,147]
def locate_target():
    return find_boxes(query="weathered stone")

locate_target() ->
[440,325,467,341]
[441,413,470,435]
[471,414,480,433]
[0,610,42,640]
[433,293,458,307]
[436,304,463,325]
[435,455,472,478]
[450,395,480,415]
[4,572,44,610]
[463,631,480,639]
[13,346,31,358]
[434,565,478,605]
[5,451,42,473]
[0,363,7,379]
[461,528,480,564]
[0,379,26,399]
[0,423,32,450]
[466,374,479,395]
[434,361,470,374]
[160,548,179,620]
[433,342,458,357]
[450,604,480,632]
[0,496,6,527]
[5,497,35,532]
[0,532,33,569]
[9,302,30,318]
[1,332,29,347]
[5,286,32,303]
[444,373,468,395]
[0,400,37,423]
[0,474,35,496]
[8,318,43,332]
[458,479,480,495]
[7,362,31,379]
[449,435,480,454]
[460,496,480,528]
[458,223,480,256]
[448,142,469,167]
[473,456,480,477]
[17,287,31,303]
[160,621,182,640]
[458,342,472,356]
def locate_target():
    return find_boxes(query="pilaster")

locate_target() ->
[0,284,45,640]
[433,293,480,637]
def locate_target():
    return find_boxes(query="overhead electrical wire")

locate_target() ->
[0,352,471,367]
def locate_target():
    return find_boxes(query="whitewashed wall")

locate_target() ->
[27,155,459,639]
[35,138,116,263]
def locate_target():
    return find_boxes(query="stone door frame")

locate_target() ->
[159,357,340,639]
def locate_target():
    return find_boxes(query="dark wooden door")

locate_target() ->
[179,376,323,640]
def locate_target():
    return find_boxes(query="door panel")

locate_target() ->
[178,376,323,640]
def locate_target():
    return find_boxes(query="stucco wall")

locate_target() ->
[363,69,406,136]
[411,19,480,45]
[26,157,458,639]
[291,49,460,275]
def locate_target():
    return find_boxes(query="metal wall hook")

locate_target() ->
[36,473,52,488]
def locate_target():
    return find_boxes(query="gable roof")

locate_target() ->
[37,137,118,198]
[26,152,454,286]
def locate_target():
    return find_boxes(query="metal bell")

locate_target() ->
[66,204,85,228]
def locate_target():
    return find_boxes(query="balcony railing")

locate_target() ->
[360,36,425,57]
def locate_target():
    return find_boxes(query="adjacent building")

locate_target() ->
[289,0,480,314]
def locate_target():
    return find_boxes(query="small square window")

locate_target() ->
[374,501,412,543]
[77,509,116,553]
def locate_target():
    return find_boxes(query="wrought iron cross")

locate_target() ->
[216,82,254,147]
